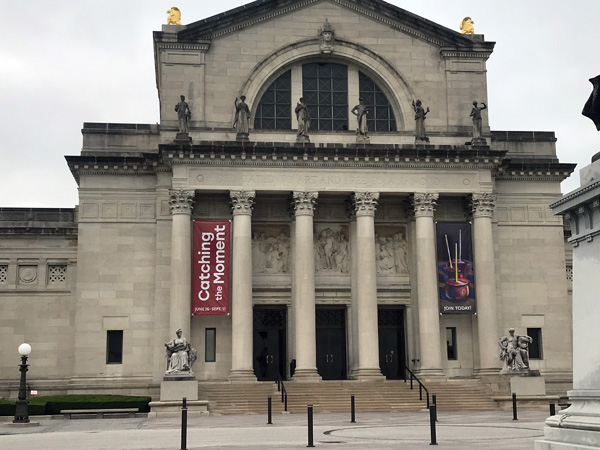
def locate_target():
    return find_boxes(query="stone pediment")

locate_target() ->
[165,0,493,51]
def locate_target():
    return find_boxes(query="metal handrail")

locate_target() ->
[404,367,430,409]
[275,373,288,412]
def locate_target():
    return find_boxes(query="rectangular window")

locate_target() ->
[205,328,216,362]
[527,328,543,360]
[446,327,457,360]
[106,330,123,364]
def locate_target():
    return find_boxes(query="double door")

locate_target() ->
[378,308,406,380]
[316,308,347,380]
[253,308,286,381]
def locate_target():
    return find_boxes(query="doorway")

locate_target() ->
[253,307,286,381]
[316,307,347,380]
[378,308,406,379]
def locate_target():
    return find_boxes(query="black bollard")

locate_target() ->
[550,403,556,416]
[180,397,188,450]
[268,396,272,424]
[307,405,315,448]
[285,392,288,412]
[351,395,356,423]
[512,393,518,421]
[432,394,437,422]
[429,403,437,445]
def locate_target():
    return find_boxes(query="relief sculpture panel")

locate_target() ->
[375,226,409,275]
[314,224,349,274]
[252,225,290,274]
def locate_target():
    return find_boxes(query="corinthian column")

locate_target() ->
[169,190,195,339]
[471,193,500,374]
[412,193,444,377]
[352,192,384,380]
[229,191,256,382]
[291,191,320,381]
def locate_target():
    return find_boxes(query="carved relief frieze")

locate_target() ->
[252,225,290,274]
[375,225,409,275]
[314,224,349,274]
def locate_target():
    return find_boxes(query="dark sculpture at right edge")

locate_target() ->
[582,75,600,131]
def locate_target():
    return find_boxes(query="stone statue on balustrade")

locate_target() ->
[412,99,430,143]
[295,97,311,142]
[233,96,251,141]
[582,75,600,131]
[470,101,487,145]
[499,328,533,373]
[164,329,197,375]
[174,95,191,140]
[351,97,370,143]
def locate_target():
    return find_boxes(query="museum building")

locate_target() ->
[0,0,576,398]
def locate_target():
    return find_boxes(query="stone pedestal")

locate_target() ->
[356,136,370,144]
[236,132,249,142]
[510,374,546,396]
[160,378,198,401]
[471,137,487,146]
[296,135,310,143]
[175,132,191,143]
[537,155,600,449]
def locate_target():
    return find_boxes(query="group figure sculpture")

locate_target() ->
[314,228,349,273]
[252,232,290,274]
[499,328,533,372]
[376,233,409,274]
[164,329,197,375]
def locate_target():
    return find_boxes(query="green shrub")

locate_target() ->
[0,395,151,416]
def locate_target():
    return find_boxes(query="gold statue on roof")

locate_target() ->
[167,7,182,25]
[460,17,475,34]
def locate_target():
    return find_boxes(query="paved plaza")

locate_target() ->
[1,409,549,449]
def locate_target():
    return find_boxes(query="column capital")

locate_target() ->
[471,193,496,218]
[412,193,438,217]
[352,192,379,217]
[292,191,318,217]
[169,190,195,215]
[230,190,255,216]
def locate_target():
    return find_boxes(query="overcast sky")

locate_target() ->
[1,0,598,208]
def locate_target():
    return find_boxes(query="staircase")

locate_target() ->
[199,378,498,415]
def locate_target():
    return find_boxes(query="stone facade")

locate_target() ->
[0,0,574,398]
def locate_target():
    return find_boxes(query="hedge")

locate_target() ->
[0,395,151,416]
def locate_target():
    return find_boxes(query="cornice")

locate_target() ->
[155,42,211,52]
[550,179,600,209]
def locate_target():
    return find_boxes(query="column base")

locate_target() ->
[228,370,257,383]
[353,367,385,381]
[291,368,322,382]
[534,390,600,449]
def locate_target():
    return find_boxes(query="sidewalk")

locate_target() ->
[1,409,549,449]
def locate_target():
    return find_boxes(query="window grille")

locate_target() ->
[254,70,292,130]
[303,63,348,131]
[48,265,67,284]
[359,72,397,131]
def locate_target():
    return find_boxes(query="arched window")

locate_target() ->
[359,72,397,132]
[302,63,348,131]
[253,64,397,132]
[254,70,291,130]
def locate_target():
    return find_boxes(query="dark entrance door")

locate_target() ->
[378,308,406,380]
[253,308,286,381]
[316,308,347,380]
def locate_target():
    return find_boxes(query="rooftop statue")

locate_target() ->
[295,97,311,142]
[233,96,251,140]
[166,7,182,25]
[164,329,197,375]
[582,75,600,131]
[351,97,370,142]
[319,19,335,54]
[460,17,475,35]
[470,101,487,143]
[412,99,430,143]
[174,95,191,135]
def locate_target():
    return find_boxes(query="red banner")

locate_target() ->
[192,221,231,315]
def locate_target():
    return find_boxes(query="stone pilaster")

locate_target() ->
[291,191,320,381]
[412,193,444,378]
[168,190,195,339]
[229,191,256,382]
[352,192,384,380]
[470,193,501,374]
